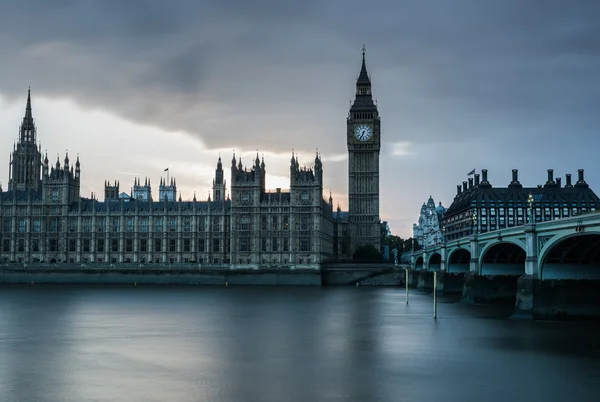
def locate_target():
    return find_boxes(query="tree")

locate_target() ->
[353,245,383,262]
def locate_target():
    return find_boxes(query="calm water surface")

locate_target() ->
[1,285,599,402]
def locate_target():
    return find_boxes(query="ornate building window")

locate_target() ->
[261,216,267,231]
[183,239,191,252]
[183,217,191,232]
[240,238,250,252]
[17,239,25,252]
[271,237,278,252]
[212,216,220,231]
[261,238,267,252]
[155,218,163,232]
[69,239,76,252]
[97,218,105,232]
[112,218,119,232]
[140,218,148,233]
[18,219,26,233]
[126,218,134,232]
[97,239,105,253]
[169,239,176,252]
[140,239,147,252]
[271,216,278,230]
[282,237,289,252]
[83,218,91,232]
[126,239,133,253]
[212,239,220,253]
[198,218,205,232]
[2,220,10,233]
[154,238,162,252]
[300,216,309,232]
[240,216,250,231]
[197,238,205,252]
[169,218,177,232]
[283,216,289,230]
[32,239,39,252]
[111,239,118,252]
[300,238,310,252]
[83,239,90,253]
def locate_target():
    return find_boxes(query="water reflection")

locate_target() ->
[0,286,599,402]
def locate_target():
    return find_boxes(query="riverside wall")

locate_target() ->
[0,264,322,286]
[0,263,403,286]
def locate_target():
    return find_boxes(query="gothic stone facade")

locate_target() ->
[0,51,381,266]
[413,196,447,248]
[347,47,381,254]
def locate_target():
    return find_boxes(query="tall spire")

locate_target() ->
[357,45,370,85]
[25,87,32,119]
[20,87,36,144]
[351,46,375,111]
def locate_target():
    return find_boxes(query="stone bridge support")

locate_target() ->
[514,224,539,318]
[440,245,447,272]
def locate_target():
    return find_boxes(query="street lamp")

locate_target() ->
[472,212,477,235]
[527,192,534,224]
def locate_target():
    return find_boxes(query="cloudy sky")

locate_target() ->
[0,0,599,237]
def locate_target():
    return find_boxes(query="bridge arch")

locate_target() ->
[415,255,424,271]
[428,253,441,271]
[539,232,600,279]
[447,248,470,273]
[479,241,526,276]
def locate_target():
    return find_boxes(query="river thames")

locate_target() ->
[1,285,599,402]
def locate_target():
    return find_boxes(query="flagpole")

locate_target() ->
[167,169,169,185]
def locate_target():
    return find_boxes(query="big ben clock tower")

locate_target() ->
[347,46,381,254]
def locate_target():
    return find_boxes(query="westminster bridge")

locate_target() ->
[408,211,600,319]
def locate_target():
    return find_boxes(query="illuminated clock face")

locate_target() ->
[355,125,373,141]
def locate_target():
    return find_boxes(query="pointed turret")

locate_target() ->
[357,45,371,86]
[350,46,376,112]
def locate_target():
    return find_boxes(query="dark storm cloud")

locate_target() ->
[2,0,600,235]
[1,0,599,154]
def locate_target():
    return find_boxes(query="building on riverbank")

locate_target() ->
[0,49,384,267]
[444,169,600,241]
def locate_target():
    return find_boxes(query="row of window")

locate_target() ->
[2,216,228,233]
[2,238,224,254]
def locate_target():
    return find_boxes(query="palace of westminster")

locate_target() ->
[0,50,383,267]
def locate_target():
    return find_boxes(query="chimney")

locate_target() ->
[575,169,589,188]
[468,178,473,188]
[479,169,492,188]
[457,185,462,195]
[462,181,468,192]
[556,177,561,188]
[508,169,522,188]
[544,169,557,188]
[565,174,572,187]
[474,174,480,186]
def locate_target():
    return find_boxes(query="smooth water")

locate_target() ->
[1,286,599,402]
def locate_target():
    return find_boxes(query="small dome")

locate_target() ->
[427,195,435,208]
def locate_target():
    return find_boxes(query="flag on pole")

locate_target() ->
[467,168,475,176]
[164,168,169,172]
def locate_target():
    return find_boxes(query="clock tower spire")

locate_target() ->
[347,46,381,256]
